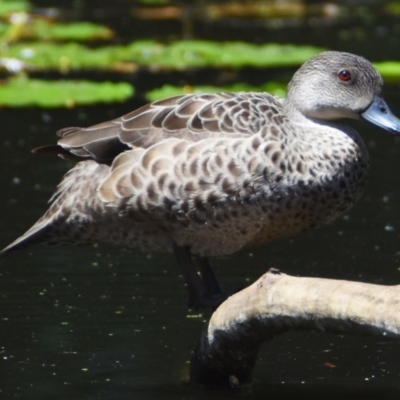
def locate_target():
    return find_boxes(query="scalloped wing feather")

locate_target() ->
[54,92,283,163]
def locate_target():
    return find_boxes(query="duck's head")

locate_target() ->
[284,51,400,133]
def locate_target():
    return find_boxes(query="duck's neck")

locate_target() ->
[283,102,362,142]
[283,101,334,127]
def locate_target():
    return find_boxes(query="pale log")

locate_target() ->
[191,269,400,387]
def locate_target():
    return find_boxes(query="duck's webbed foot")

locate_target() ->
[173,243,228,310]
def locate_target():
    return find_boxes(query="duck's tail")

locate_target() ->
[1,160,110,255]
[1,219,54,255]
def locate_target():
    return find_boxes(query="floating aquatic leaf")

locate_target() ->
[146,82,287,102]
[0,20,113,45]
[0,76,134,107]
[0,21,8,36]
[374,61,400,83]
[31,20,114,41]
[0,0,30,17]
[4,42,126,71]
[385,2,400,16]
[127,40,324,69]
[3,40,324,72]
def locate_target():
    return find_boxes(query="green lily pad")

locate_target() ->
[0,76,134,107]
[30,20,114,41]
[0,0,30,17]
[0,20,113,44]
[3,40,324,72]
[127,40,324,69]
[147,82,287,102]
[0,21,8,36]
[385,2,400,16]
[3,42,124,71]
[374,61,400,83]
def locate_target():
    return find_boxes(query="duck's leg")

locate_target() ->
[194,256,223,297]
[173,243,227,309]
[173,243,207,307]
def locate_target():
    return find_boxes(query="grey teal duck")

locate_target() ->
[3,51,400,307]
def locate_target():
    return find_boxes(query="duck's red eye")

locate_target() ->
[338,70,352,81]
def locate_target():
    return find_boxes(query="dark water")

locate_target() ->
[2,2,400,399]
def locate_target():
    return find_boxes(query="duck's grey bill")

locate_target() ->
[361,96,400,134]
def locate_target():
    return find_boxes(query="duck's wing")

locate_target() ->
[35,92,284,164]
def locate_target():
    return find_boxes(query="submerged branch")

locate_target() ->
[190,269,400,387]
